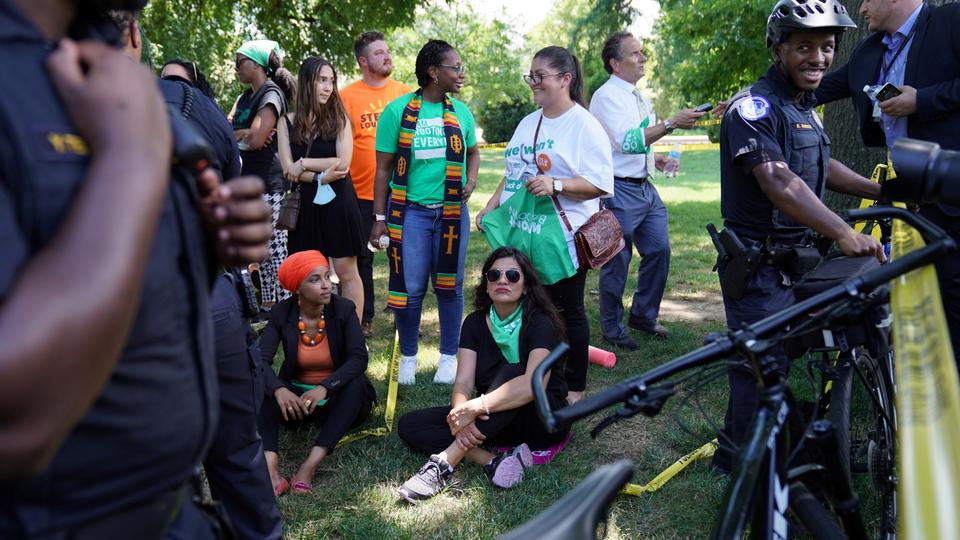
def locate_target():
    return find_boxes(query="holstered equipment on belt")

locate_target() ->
[765,243,822,277]
[707,224,762,301]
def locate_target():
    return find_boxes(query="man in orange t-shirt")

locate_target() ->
[341,31,412,336]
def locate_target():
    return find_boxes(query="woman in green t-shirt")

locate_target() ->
[370,40,480,387]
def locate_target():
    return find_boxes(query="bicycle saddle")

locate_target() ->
[497,460,634,540]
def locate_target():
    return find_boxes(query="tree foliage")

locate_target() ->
[140,0,422,109]
[526,0,637,98]
[650,0,770,118]
[388,3,533,142]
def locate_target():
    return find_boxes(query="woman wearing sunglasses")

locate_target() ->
[395,247,570,502]
[370,39,480,386]
[477,46,614,405]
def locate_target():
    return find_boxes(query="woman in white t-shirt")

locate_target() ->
[477,46,614,405]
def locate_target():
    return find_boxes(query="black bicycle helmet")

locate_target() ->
[766,0,857,48]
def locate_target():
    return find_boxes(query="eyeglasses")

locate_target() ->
[235,57,252,69]
[523,72,564,85]
[486,268,522,283]
[438,64,465,75]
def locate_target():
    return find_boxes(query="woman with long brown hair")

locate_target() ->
[278,57,365,323]
[395,247,569,502]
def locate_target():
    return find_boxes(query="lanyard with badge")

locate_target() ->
[869,24,917,122]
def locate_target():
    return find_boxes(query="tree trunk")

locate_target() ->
[822,0,950,212]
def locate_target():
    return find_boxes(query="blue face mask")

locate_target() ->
[313,182,336,205]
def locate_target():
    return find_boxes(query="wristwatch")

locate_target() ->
[552,177,563,194]
[664,120,676,134]
[374,213,387,222]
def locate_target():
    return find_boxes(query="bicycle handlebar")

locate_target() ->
[534,206,956,433]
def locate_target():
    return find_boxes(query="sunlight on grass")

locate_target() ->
[273,147,734,538]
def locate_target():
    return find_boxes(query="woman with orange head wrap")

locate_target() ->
[258,250,376,496]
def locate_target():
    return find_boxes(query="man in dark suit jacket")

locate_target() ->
[817,0,960,361]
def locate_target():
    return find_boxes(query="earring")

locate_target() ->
[433,76,439,86]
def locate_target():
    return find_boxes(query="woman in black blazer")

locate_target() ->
[258,250,375,496]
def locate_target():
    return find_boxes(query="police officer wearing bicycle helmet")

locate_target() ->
[712,0,885,473]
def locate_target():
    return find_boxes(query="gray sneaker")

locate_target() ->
[484,443,533,489]
[398,455,454,503]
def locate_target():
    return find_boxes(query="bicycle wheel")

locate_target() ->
[789,481,846,540]
[827,348,897,539]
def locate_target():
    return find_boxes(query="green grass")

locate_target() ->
[276,149,734,539]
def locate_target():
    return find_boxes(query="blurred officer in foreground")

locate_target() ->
[0,0,271,538]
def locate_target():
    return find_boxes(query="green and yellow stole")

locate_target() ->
[386,90,465,310]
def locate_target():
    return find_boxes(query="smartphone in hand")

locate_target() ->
[876,83,903,102]
[694,103,714,113]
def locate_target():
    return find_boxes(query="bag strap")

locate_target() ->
[532,113,575,234]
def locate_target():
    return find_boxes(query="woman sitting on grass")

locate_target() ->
[258,250,376,496]
[396,247,571,502]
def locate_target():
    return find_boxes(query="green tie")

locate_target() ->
[633,89,657,176]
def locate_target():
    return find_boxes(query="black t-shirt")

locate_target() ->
[232,81,286,192]
[459,309,567,402]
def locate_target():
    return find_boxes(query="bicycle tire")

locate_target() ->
[827,349,897,539]
[827,356,855,485]
[789,481,846,540]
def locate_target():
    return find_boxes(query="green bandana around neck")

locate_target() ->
[237,40,281,72]
[490,303,524,364]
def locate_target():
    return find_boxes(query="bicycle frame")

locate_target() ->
[532,207,955,539]
[712,385,790,539]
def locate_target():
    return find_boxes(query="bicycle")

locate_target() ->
[502,206,955,539]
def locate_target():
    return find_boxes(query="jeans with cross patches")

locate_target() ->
[391,202,470,357]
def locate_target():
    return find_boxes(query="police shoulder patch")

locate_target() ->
[737,96,771,121]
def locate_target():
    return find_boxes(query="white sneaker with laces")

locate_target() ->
[399,355,418,385]
[433,354,458,384]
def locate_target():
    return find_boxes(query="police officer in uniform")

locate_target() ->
[0,1,271,538]
[111,12,282,539]
[712,0,885,473]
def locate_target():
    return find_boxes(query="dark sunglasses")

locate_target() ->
[486,268,522,283]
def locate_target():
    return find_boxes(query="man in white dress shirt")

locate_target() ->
[590,31,704,348]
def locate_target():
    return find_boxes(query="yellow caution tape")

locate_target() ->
[620,439,718,496]
[478,142,508,149]
[855,163,891,239]
[336,331,400,447]
[693,118,723,127]
[651,142,720,152]
[890,220,960,538]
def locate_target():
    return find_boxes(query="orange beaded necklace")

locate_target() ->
[297,301,326,346]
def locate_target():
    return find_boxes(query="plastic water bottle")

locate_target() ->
[367,234,390,252]
[663,143,682,178]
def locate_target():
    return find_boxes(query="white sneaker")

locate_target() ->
[433,354,458,384]
[398,355,418,386]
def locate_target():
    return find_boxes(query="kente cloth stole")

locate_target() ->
[386,90,465,310]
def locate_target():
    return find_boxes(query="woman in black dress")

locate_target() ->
[278,57,366,323]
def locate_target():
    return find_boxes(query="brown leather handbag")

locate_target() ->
[276,183,300,231]
[532,113,624,269]
[552,198,625,269]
